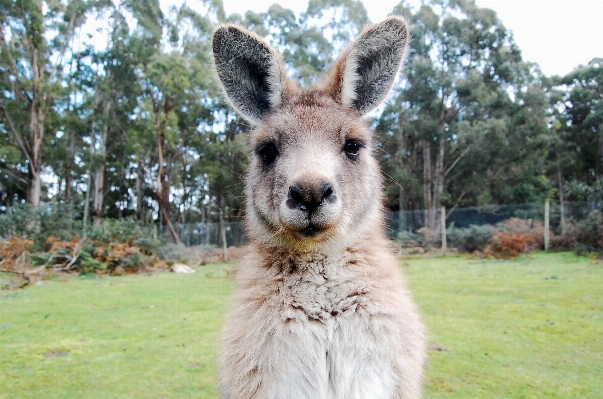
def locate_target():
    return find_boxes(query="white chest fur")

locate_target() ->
[219,248,421,399]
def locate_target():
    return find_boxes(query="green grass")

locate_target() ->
[406,252,603,399]
[0,264,235,399]
[1,252,601,398]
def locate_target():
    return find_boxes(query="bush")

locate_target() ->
[416,227,441,248]
[157,244,183,261]
[396,231,426,248]
[0,203,83,251]
[495,218,546,249]
[550,211,603,258]
[486,232,535,258]
[0,205,193,278]
[447,224,495,253]
[92,242,152,271]
[0,237,34,270]
[86,219,160,247]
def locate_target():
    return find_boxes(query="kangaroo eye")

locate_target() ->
[344,140,363,157]
[256,143,278,165]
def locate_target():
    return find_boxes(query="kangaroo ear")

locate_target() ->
[323,16,410,115]
[212,25,287,124]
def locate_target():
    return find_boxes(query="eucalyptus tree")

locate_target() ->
[0,0,107,208]
[559,59,603,184]
[123,0,225,242]
[377,0,548,229]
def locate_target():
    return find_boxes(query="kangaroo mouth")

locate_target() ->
[299,224,322,237]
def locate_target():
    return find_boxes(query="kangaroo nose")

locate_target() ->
[287,182,335,211]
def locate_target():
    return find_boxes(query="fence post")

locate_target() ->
[441,206,447,255]
[219,208,229,262]
[544,199,550,251]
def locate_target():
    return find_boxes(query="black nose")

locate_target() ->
[287,182,335,211]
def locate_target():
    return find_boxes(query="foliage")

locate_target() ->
[396,230,426,248]
[446,223,495,252]
[551,213,603,258]
[157,243,183,261]
[0,203,175,273]
[0,237,34,270]
[0,203,81,248]
[0,0,601,249]
[86,218,160,248]
[485,232,535,258]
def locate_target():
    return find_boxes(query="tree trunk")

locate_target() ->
[136,153,145,221]
[156,112,181,245]
[203,205,210,246]
[82,172,91,238]
[93,101,111,225]
[26,44,45,209]
[27,99,44,209]
[398,186,405,233]
[556,152,565,234]
[397,127,406,234]
[434,136,445,231]
[598,133,603,178]
[219,195,228,262]
[65,135,75,203]
[423,140,433,230]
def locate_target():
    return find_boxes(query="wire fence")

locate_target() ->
[387,201,598,237]
[168,201,600,249]
[159,221,247,248]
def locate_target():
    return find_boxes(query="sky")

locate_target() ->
[218,0,603,77]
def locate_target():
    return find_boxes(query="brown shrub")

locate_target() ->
[486,232,535,258]
[497,218,546,249]
[46,235,81,256]
[94,242,141,266]
[0,237,34,269]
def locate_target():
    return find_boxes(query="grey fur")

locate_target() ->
[340,17,410,114]
[213,16,425,399]
[212,25,286,123]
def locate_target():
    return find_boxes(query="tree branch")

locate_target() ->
[0,25,32,103]
[0,165,29,186]
[49,8,78,83]
[0,100,34,166]
[445,145,471,177]
[446,189,467,220]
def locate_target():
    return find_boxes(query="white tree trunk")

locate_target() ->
[93,101,111,225]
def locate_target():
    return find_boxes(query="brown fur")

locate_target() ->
[213,17,426,399]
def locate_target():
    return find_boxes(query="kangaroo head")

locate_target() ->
[212,17,410,252]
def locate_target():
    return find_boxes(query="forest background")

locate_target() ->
[1,0,602,253]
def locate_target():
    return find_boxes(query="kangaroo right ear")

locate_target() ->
[212,25,287,124]
[321,16,410,116]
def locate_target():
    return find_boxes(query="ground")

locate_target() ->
[0,252,601,398]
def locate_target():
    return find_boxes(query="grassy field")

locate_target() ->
[0,252,601,398]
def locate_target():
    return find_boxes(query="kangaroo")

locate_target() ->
[212,16,426,399]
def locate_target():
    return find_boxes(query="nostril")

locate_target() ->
[289,186,304,207]
[319,183,334,205]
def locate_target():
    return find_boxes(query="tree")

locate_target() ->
[378,0,550,229]
[0,0,105,208]
[558,59,603,183]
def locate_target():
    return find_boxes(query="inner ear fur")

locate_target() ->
[212,25,293,124]
[320,16,410,115]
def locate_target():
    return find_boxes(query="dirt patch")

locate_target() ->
[428,344,450,352]
[43,349,69,358]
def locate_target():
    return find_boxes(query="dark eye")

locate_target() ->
[344,140,363,157]
[256,143,278,165]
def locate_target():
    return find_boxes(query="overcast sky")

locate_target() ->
[218,0,603,77]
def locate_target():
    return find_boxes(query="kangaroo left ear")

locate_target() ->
[212,24,289,124]
[321,16,410,115]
